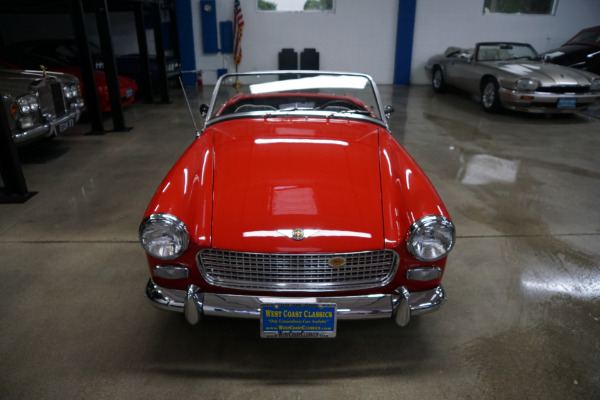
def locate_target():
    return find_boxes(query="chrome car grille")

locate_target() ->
[49,82,66,117]
[37,80,67,118]
[197,249,399,292]
[537,85,589,94]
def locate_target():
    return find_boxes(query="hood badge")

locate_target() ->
[292,228,305,241]
[277,228,319,241]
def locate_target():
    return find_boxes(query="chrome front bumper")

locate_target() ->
[12,107,84,145]
[498,88,599,113]
[12,123,52,145]
[145,279,446,327]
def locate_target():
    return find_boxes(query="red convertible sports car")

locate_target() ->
[139,71,456,338]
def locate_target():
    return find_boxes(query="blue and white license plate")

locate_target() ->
[557,98,576,108]
[126,88,133,98]
[261,303,337,338]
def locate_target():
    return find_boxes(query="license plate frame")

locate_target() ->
[260,303,337,338]
[557,98,576,108]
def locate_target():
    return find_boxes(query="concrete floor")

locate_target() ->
[1,85,599,399]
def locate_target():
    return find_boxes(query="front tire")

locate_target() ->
[432,67,446,93]
[481,78,503,113]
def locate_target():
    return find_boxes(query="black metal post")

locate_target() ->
[133,1,154,103]
[95,0,128,132]
[70,0,105,134]
[152,2,170,104]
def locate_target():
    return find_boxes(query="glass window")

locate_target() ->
[483,0,558,15]
[257,0,334,12]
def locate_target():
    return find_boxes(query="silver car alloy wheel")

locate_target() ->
[433,70,443,89]
[482,82,496,109]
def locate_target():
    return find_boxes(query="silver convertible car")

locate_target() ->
[425,42,600,113]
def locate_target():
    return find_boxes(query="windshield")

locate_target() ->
[476,43,539,62]
[208,72,384,123]
[566,29,600,46]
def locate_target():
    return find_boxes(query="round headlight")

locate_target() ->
[590,78,600,92]
[16,95,39,114]
[515,78,540,91]
[139,213,189,260]
[17,98,31,114]
[406,215,455,262]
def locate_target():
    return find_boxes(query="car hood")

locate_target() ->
[209,118,385,253]
[493,61,597,85]
[542,45,600,68]
[543,44,599,58]
[0,69,77,93]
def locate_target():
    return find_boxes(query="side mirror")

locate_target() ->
[199,104,209,117]
[384,105,395,120]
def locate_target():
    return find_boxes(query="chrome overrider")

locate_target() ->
[145,279,447,327]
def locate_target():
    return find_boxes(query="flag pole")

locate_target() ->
[234,64,241,89]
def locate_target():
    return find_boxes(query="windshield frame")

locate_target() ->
[475,42,540,62]
[203,71,388,130]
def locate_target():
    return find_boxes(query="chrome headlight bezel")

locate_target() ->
[15,94,39,116]
[63,83,79,99]
[139,213,189,260]
[406,215,456,262]
[590,78,600,92]
[515,78,540,91]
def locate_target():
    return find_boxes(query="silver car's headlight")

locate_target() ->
[140,213,189,260]
[590,78,600,92]
[515,78,540,91]
[406,215,455,262]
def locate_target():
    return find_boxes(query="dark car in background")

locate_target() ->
[542,26,600,75]
[4,39,181,92]
[0,47,137,113]
[0,67,85,146]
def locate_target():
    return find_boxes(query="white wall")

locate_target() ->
[194,0,399,84]
[411,0,600,84]
[1,0,599,85]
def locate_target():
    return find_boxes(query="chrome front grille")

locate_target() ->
[537,85,589,94]
[37,80,66,118]
[197,249,399,292]
[49,82,66,117]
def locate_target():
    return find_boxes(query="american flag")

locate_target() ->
[233,0,244,65]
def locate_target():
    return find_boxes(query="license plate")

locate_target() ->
[261,303,337,338]
[126,88,133,98]
[57,118,75,133]
[557,98,576,108]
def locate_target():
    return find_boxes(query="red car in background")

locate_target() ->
[139,71,456,338]
[0,48,137,113]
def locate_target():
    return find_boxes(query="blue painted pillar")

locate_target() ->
[394,0,417,85]
[175,0,197,86]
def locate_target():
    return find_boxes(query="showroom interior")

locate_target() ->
[1,0,599,399]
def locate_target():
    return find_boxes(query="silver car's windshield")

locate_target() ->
[476,43,540,62]
[208,71,384,123]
